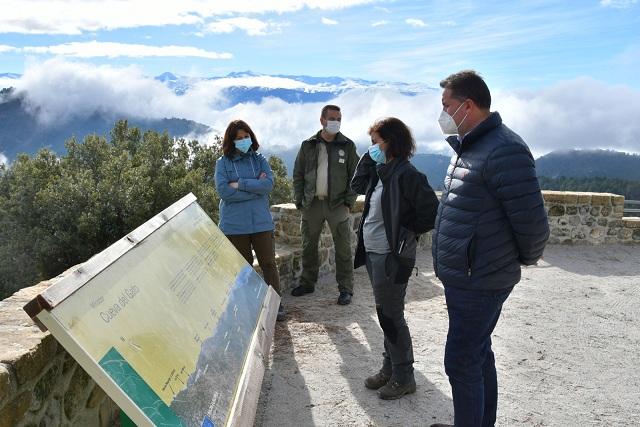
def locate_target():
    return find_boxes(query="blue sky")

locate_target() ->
[1,0,640,162]
[1,0,639,90]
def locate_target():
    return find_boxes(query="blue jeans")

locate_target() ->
[444,285,513,427]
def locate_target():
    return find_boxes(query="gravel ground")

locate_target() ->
[255,244,640,427]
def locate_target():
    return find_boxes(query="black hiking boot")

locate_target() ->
[337,291,352,305]
[291,286,314,297]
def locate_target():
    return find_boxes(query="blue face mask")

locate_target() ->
[368,143,386,164]
[235,137,252,153]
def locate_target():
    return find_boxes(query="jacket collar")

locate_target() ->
[312,130,349,145]
[376,157,406,182]
[447,111,502,154]
[230,149,255,161]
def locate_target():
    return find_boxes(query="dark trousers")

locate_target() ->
[227,230,281,296]
[444,285,513,427]
[365,252,414,383]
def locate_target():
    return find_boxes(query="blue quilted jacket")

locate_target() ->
[215,150,274,235]
[432,112,549,290]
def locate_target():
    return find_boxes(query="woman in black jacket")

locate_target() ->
[351,117,439,400]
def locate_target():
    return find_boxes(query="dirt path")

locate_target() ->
[255,245,640,426]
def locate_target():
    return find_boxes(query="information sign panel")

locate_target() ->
[24,193,279,427]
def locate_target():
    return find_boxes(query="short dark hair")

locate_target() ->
[368,117,416,160]
[222,120,259,156]
[321,104,341,118]
[440,70,491,110]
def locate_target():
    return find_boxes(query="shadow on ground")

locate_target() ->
[255,260,453,427]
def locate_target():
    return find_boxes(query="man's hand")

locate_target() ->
[259,172,267,179]
[229,182,239,189]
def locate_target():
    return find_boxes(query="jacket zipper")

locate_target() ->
[434,152,461,269]
[326,141,331,202]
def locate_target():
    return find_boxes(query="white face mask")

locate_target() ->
[324,120,341,135]
[438,100,468,135]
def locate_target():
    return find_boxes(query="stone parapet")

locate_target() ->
[3,190,638,426]
[542,191,639,245]
[0,286,118,427]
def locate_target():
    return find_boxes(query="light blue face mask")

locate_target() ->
[368,143,386,164]
[235,137,252,153]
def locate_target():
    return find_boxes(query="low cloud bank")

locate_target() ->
[8,59,640,157]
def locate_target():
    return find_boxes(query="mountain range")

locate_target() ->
[261,146,640,191]
[535,150,640,181]
[0,71,432,161]
[2,71,639,186]
[0,87,209,160]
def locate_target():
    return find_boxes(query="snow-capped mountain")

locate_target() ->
[151,70,435,105]
[0,70,437,164]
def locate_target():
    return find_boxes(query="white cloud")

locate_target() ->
[0,78,18,90]
[321,17,338,25]
[405,18,426,28]
[205,75,314,90]
[371,20,388,27]
[0,152,7,166]
[0,45,17,53]
[205,17,283,36]
[0,0,375,35]
[22,41,232,59]
[600,0,638,8]
[494,77,640,156]
[11,60,640,158]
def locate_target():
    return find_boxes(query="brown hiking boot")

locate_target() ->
[364,371,391,390]
[377,378,416,400]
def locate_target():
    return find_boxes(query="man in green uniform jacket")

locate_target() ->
[292,104,360,305]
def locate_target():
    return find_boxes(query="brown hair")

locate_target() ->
[222,120,259,156]
[368,117,416,160]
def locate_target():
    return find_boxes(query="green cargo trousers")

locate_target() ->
[300,197,354,294]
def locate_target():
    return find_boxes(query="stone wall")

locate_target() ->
[0,283,118,427]
[2,190,638,427]
[264,191,639,290]
[542,191,639,244]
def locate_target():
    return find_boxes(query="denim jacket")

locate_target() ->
[215,150,275,235]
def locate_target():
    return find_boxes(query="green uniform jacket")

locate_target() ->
[293,131,360,210]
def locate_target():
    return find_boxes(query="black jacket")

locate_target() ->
[352,152,439,283]
[432,112,550,290]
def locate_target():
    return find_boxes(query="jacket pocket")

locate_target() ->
[397,226,417,260]
[387,226,418,284]
[465,234,476,277]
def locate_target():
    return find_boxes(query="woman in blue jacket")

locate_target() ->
[215,120,285,321]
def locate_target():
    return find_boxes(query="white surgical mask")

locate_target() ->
[438,100,468,135]
[324,120,341,134]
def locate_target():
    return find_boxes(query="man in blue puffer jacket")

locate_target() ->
[430,71,549,427]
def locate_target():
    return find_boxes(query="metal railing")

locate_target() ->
[624,199,640,216]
